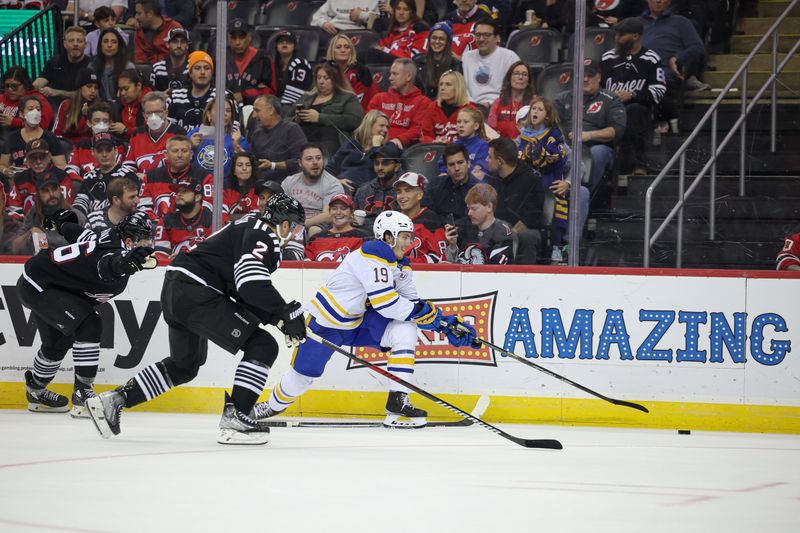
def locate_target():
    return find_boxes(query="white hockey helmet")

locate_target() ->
[373,211,414,242]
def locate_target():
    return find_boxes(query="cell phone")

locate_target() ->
[444,213,456,228]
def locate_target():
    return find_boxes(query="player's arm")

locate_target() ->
[97,247,155,282]
[235,225,290,319]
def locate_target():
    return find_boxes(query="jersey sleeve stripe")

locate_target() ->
[370,290,399,306]
[372,295,400,311]
[367,285,394,297]
[313,293,363,324]
[235,274,272,290]
[320,287,361,318]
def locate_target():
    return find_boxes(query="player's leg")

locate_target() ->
[69,310,103,418]
[380,319,427,428]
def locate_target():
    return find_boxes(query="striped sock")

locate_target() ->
[267,368,314,414]
[32,350,63,387]
[72,342,100,382]
[133,363,173,402]
[231,360,270,413]
[387,349,415,393]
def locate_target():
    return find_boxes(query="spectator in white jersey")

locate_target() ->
[461,21,520,105]
[150,27,191,95]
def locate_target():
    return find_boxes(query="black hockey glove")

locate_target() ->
[111,246,156,277]
[43,208,78,234]
[277,301,306,348]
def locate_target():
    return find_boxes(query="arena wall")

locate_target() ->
[1,259,799,434]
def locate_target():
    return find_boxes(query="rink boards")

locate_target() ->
[1,260,799,434]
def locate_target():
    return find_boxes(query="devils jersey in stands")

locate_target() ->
[777,234,800,271]
[73,163,140,223]
[443,5,492,56]
[6,167,74,221]
[269,57,313,106]
[67,138,127,179]
[162,206,214,255]
[223,182,260,217]
[150,59,189,93]
[405,208,447,263]
[21,224,130,305]
[305,227,371,262]
[600,47,667,107]
[140,164,214,217]
[226,49,271,105]
[125,123,186,174]
[454,218,514,264]
[166,212,286,319]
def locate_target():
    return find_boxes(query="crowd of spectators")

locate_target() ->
[0,0,720,264]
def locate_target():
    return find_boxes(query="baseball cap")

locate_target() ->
[516,105,530,123]
[171,176,203,194]
[395,172,426,191]
[25,138,50,156]
[614,17,644,35]
[228,18,251,34]
[92,132,115,149]
[166,27,191,43]
[328,193,355,209]
[275,30,297,44]
[76,68,98,88]
[583,58,600,75]
[35,172,61,190]
[253,180,283,195]
[371,143,403,161]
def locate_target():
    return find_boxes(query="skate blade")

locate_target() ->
[85,397,113,439]
[382,414,427,429]
[217,429,271,445]
[27,402,69,413]
[69,404,89,419]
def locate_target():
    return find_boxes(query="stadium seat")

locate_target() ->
[564,27,616,62]
[366,64,391,92]
[402,143,446,181]
[341,29,381,58]
[59,138,73,162]
[258,0,321,27]
[427,0,449,20]
[135,64,153,85]
[536,63,574,101]
[261,27,321,63]
[506,28,561,71]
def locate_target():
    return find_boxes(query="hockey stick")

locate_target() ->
[306,331,563,449]
[441,322,650,414]
[260,395,491,429]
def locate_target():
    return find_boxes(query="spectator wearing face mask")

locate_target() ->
[0,96,67,182]
[66,102,128,182]
[124,91,186,176]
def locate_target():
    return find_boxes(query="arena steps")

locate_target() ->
[757,0,800,17]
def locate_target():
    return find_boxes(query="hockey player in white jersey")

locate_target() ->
[252,210,480,428]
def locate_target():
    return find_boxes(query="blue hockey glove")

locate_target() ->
[442,315,482,349]
[409,300,443,331]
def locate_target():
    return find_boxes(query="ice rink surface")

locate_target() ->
[0,410,798,533]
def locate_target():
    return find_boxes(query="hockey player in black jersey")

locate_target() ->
[17,210,156,417]
[86,193,308,445]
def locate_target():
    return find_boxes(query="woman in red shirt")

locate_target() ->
[54,69,99,144]
[375,0,429,59]
[487,61,535,140]
[0,66,54,133]
[421,70,475,144]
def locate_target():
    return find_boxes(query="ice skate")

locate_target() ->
[250,400,279,422]
[384,391,427,428]
[86,389,126,438]
[70,384,97,419]
[24,370,69,413]
[218,393,270,445]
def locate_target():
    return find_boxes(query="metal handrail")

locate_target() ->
[643,0,800,267]
[0,6,63,80]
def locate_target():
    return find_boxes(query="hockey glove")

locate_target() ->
[277,301,306,348]
[43,208,78,234]
[442,315,482,349]
[409,300,443,331]
[111,246,156,277]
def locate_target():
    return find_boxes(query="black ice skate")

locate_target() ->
[70,384,97,419]
[86,389,126,438]
[218,392,270,445]
[384,391,427,428]
[25,370,69,413]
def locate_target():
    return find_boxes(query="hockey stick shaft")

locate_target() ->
[305,331,562,449]
[443,322,649,413]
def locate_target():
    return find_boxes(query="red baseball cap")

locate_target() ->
[329,193,355,209]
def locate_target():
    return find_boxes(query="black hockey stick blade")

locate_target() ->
[443,322,649,414]
[306,331,563,450]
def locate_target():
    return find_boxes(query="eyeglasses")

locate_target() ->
[4,82,22,90]
[511,71,529,78]
[474,32,495,39]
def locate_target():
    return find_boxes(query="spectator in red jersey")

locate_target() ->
[443,0,493,57]
[223,152,261,219]
[374,0,429,60]
[7,173,76,255]
[393,171,447,263]
[5,139,74,223]
[0,96,67,180]
[133,0,184,64]
[324,34,376,112]
[0,67,55,134]
[53,69,99,144]
[140,135,214,217]
[421,70,475,144]
[305,193,371,261]
[92,28,135,103]
[487,61,535,140]
[125,91,185,175]
[225,18,272,106]
[413,21,462,99]
[111,69,150,139]
[162,175,214,257]
[777,233,800,271]
[367,57,433,149]
[67,102,127,181]
[327,109,389,192]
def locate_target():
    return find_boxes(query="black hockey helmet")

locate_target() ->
[262,193,305,227]
[116,211,154,242]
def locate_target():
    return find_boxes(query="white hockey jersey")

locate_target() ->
[307,240,419,330]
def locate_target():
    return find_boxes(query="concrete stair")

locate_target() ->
[758,0,800,17]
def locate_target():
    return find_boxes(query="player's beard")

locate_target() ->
[176,201,196,215]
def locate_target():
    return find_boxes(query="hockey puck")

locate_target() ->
[678,429,691,435]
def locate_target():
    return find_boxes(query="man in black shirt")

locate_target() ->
[424,143,480,224]
[150,27,191,95]
[168,51,236,130]
[86,194,308,445]
[18,211,155,417]
[33,26,92,100]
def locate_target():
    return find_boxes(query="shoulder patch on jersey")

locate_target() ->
[360,240,398,265]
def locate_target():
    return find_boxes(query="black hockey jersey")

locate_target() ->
[455,218,514,264]
[167,213,287,319]
[600,47,666,108]
[150,58,190,93]
[22,223,131,305]
[73,163,140,220]
[168,87,238,131]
